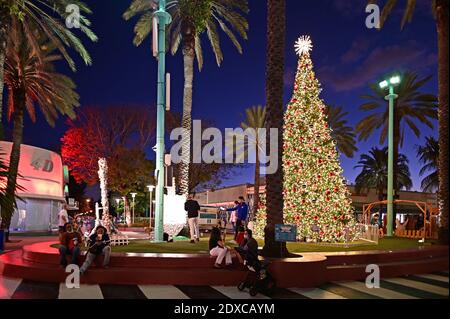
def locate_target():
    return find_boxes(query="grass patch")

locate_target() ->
[108,237,437,254]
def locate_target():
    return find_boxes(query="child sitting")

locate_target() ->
[236,225,246,246]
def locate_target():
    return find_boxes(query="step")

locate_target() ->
[21,242,232,269]
[1,250,247,286]
[326,257,449,282]
[324,246,449,266]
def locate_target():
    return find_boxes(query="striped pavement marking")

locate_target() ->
[138,285,190,299]
[288,287,346,299]
[58,283,103,299]
[11,280,60,299]
[406,275,449,289]
[0,277,21,299]
[415,274,449,284]
[175,285,229,299]
[383,278,449,297]
[212,285,271,299]
[319,283,381,299]
[100,283,147,299]
[0,272,448,299]
[335,281,417,299]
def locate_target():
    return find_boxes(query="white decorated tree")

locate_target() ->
[98,158,112,232]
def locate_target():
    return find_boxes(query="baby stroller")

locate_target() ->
[237,259,276,297]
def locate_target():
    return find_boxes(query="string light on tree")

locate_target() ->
[98,158,112,233]
[254,35,357,243]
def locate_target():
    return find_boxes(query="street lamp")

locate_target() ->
[379,74,401,236]
[131,193,137,225]
[153,0,171,243]
[147,185,155,228]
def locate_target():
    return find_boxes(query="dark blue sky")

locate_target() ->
[3,0,439,194]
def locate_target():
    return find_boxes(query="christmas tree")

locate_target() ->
[282,36,356,242]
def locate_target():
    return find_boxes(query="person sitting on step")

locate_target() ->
[80,225,111,275]
[59,223,82,268]
[209,226,233,269]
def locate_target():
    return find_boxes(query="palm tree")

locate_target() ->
[233,105,266,218]
[1,22,80,241]
[326,105,358,158]
[372,0,448,244]
[0,150,10,207]
[262,0,288,258]
[355,147,413,203]
[123,0,249,196]
[0,0,97,138]
[416,136,439,193]
[357,71,437,200]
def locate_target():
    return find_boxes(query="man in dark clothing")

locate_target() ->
[235,229,259,268]
[80,225,111,274]
[185,193,201,243]
[59,223,82,267]
[226,196,249,240]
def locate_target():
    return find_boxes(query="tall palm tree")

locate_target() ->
[416,136,439,193]
[326,105,358,158]
[0,0,97,138]
[123,0,249,196]
[355,147,412,203]
[0,150,10,207]
[262,0,288,258]
[357,71,437,199]
[234,105,266,218]
[1,22,79,241]
[370,0,448,244]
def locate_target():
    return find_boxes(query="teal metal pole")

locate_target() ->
[386,85,397,236]
[153,0,171,242]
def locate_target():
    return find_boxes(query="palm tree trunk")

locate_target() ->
[253,143,260,219]
[262,0,288,258]
[0,11,10,139]
[0,89,25,242]
[436,0,449,244]
[179,38,195,197]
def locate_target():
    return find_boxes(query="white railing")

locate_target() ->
[356,223,379,245]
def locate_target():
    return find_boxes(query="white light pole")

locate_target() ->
[147,185,155,228]
[131,193,137,225]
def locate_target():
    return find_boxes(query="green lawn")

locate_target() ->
[109,237,438,254]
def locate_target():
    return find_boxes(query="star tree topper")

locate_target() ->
[295,35,313,56]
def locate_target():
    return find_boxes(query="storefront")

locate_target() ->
[0,141,66,232]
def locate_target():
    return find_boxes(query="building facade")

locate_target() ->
[0,142,66,232]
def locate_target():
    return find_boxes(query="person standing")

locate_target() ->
[226,196,249,240]
[58,203,69,233]
[185,193,201,243]
[229,201,239,234]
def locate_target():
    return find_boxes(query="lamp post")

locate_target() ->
[379,75,401,236]
[153,0,171,242]
[147,185,155,228]
[131,193,137,225]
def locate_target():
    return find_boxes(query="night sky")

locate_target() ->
[2,0,439,197]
